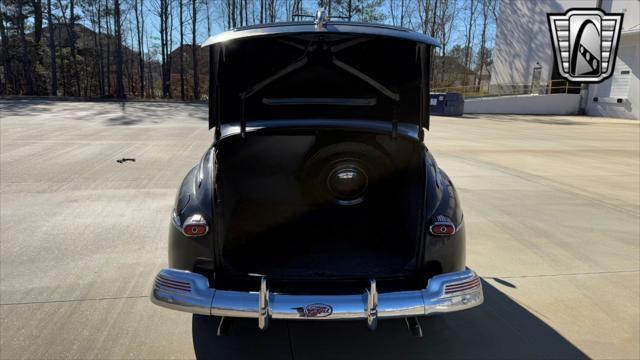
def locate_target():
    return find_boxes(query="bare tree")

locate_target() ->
[46,0,57,95]
[30,0,43,92]
[291,0,301,21]
[231,0,236,27]
[113,0,124,98]
[429,0,438,83]
[463,0,477,86]
[167,0,173,98]
[134,0,145,96]
[83,0,97,94]
[157,0,170,97]
[96,0,106,95]
[158,0,166,97]
[348,0,353,21]
[244,0,248,25]
[0,3,13,94]
[414,0,430,34]
[32,0,42,43]
[251,0,256,23]
[104,0,112,95]
[127,18,136,95]
[436,0,459,85]
[476,0,495,87]
[268,0,274,22]
[179,0,185,100]
[390,0,408,27]
[145,30,154,96]
[192,0,199,99]
[203,0,210,35]
[57,0,81,95]
[17,0,35,94]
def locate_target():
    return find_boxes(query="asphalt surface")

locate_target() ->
[1,99,638,359]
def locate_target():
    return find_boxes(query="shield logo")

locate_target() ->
[548,9,624,82]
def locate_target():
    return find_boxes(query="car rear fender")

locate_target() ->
[422,150,466,273]
[169,147,216,271]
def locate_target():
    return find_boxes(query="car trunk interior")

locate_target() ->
[214,129,425,290]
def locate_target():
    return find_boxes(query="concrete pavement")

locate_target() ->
[1,100,638,359]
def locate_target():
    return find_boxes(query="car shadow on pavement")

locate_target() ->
[192,280,587,360]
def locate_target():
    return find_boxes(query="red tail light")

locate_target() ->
[183,224,208,236]
[181,214,209,237]
[429,216,456,236]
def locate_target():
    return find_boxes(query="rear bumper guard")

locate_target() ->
[150,268,483,330]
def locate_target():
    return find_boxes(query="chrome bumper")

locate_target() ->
[150,268,483,330]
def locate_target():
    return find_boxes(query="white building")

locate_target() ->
[490,0,639,119]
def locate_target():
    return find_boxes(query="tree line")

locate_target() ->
[0,0,497,100]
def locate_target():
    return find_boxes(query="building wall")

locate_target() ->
[603,0,640,29]
[491,0,597,87]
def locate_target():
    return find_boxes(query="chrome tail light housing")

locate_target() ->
[429,215,456,236]
[173,212,209,237]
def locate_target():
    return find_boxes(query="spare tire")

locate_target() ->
[300,141,394,205]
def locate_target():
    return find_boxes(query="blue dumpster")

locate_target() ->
[429,93,445,114]
[430,92,464,116]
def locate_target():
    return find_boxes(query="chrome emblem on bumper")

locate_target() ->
[302,303,333,318]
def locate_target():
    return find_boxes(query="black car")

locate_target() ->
[151,14,483,336]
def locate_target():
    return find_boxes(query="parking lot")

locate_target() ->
[1,99,638,359]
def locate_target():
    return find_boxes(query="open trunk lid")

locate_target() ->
[204,22,436,131]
